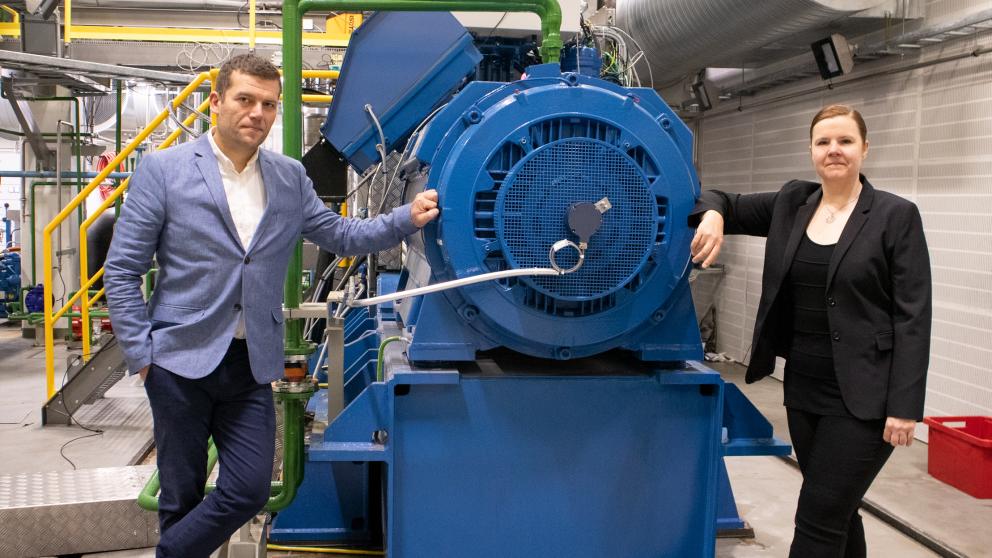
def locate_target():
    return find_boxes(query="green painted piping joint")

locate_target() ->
[137,385,313,513]
[137,438,217,512]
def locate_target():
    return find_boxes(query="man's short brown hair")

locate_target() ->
[215,53,282,97]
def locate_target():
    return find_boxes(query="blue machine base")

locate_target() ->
[294,359,726,558]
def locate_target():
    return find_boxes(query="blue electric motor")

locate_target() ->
[321,11,702,364]
[400,64,703,363]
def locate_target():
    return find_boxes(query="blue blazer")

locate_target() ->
[105,133,418,383]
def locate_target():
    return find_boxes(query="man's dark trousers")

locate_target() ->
[144,339,275,558]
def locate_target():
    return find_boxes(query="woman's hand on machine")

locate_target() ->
[691,210,725,268]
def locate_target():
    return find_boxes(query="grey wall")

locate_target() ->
[695,2,992,426]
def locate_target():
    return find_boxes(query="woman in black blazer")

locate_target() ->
[689,105,931,558]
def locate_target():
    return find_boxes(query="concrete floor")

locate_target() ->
[2,324,990,557]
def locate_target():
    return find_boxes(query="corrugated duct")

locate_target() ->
[615,0,884,84]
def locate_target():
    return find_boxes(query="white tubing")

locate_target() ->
[346,267,562,307]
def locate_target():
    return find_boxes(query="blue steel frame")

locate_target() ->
[271,281,790,554]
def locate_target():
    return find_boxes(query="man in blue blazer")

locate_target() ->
[105,54,438,558]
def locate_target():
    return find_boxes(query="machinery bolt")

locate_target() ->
[652,310,665,323]
[461,305,479,321]
[660,118,672,130]
[556,347,572,360]
[372,430,389,445]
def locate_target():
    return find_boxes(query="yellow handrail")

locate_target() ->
[47,68,339,398]
[61,0,357,46]
[1,5,19,22]
[44,71,212,397]
[78,98,212,363]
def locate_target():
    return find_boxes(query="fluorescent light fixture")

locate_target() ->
[811,34,854,80]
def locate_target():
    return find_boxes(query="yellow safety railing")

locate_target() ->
[0,5,19,37]
[61,0,361,47]
[44,69,338,398]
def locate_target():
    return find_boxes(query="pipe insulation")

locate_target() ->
[615,0,884,83]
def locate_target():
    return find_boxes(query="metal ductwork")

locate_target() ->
[616,0,885,84]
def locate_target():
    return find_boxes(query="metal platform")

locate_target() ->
[0,465,159,557]
[44,335,130,426]
[0,48,192,88]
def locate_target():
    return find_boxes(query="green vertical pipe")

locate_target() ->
[262,393,306,511]
[281,0,307,356]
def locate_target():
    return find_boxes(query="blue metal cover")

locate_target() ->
[320,11,482,173]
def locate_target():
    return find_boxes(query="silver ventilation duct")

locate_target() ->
[616,0,884,84]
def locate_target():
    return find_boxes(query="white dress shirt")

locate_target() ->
[208,130,266,338]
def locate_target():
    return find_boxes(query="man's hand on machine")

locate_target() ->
[411,190,440,228]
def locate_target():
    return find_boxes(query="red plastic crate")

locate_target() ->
[924,416,992,499]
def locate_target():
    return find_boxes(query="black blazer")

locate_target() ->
[689,176,931,420]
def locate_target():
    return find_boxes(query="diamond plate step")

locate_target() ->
[0,466,159,557]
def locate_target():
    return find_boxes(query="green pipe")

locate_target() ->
[296,1,561,62]
[279,1,562,358]
[137,438,219,511]
[137,388,311,512]
[260,389,309,512]
[144,268,157,299]
[376,336,405,382]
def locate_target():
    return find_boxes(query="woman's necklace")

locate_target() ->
[822,190,860,223]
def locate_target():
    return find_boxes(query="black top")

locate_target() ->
[784,233,851,416]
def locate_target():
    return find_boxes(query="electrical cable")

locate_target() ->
[311,329,329,381]
[487,12,509,39]
[345,329,379,348]
[347,267,562,308]
[610,26,655,88]
[363,104,389,170]
[56,355,105,470]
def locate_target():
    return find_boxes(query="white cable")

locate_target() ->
[347,267,562,308]
[311,329,329,381]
